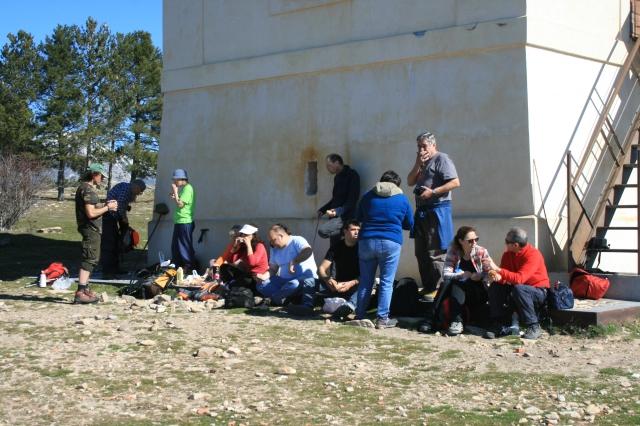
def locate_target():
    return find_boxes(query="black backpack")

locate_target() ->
[390,277,421,316]
[224,287,255,308]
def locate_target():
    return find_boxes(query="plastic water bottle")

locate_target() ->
[39,272,47,288]
[176,267,184,285]
[213,267,221,283]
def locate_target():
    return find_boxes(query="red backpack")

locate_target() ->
[42,262,69,284]
[569,267,610,300]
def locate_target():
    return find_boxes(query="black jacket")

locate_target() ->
[319,165,360,220]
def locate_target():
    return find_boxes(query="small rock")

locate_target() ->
[226,347,241,356]
[557,394,565,402]
[137,340,157,347]
[514,348,526,355]
[545,412,559,420]
[164,404,173,411]
[346,386,354,393]
[255,372,264,377]
[106,314,118,320]
[189,303,205,313]
[75,319,94,326]
[585,404,601,415]
[154,294,172,303]
[524,406,542,415]
[344,319,375,328]
[276,366,296,375]
[619,378,632,388]
[81,330,92,336]
[587,359,601,366]
[188,392,211,401]
[99,292,109,303]
[518,418,528,424]
[117,325,128,332]
[75,383,88,390]
[196,407,209,415]
[155,305,167,314]
[194,347,223,358]
[37,226,62,233]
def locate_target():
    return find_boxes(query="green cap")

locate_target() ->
[87,163,106,176]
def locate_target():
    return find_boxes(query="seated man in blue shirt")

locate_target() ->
[257,224,318,316]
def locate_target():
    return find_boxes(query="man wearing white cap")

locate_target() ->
[170,169,196,271]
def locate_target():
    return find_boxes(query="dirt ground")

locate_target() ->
[1,279,640,426]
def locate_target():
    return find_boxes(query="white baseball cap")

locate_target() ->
[238,224,258,235]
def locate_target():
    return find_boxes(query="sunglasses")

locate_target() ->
[465,237,479,243]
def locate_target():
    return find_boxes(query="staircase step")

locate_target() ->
[597,226,639,231]
[606,204,639,209]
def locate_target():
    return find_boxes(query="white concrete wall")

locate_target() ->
[156,0,639,278]
[525,0,640,271]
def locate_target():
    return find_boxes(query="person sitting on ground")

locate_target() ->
[485,227,550,340]
[419,226,493,335]
[355,170,414,329]
[256,224,318,315]
[212,224,270,292]
[317,219,361,321]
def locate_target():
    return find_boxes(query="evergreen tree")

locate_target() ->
[37,24,84,201]
[118,31,162,180]
[0,31,40,154]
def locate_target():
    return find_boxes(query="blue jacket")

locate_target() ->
[357,182,414,245]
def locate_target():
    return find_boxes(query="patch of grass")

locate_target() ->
[35,367,73,378]
[599,367,628,376]
[438,349,462,360]
[557,323,621,338]
[422,405,521,425]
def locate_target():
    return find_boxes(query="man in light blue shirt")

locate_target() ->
[256,224,318,315]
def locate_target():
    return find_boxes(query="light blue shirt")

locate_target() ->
[270,235,318,280]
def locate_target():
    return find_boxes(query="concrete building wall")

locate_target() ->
[155,0,638,277]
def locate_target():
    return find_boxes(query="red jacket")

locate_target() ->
[218,242,269,275]
[498,244,549,288]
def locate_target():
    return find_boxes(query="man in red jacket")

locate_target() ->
[486,227,550,340]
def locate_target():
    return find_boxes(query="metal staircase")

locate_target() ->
[567,35,640,274]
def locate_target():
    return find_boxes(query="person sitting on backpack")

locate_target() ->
[317,219,361,321]
[418,226,493,335]
[485,227,550,340]
[213,224,270,292]
[257,223,318,316]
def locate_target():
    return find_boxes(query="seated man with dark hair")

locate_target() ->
[486,227,550,340]
[317,219,361,321]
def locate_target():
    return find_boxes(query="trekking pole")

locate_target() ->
[311,214,320,251]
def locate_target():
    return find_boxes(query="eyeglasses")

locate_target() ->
[465,237,479,244]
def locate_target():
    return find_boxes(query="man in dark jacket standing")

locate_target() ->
[318,154,360,245]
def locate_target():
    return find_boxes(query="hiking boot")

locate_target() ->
[74,289,99,304]
[332,304,354,322]
[447,321,463,336]
[522,323,542,340]
[421,290,438,302]
[286,304,316,317]
[375,317,398,329]
[417,320,433,334]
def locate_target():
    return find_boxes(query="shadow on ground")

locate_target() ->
[0,233,147,281]
[0,293,70,304]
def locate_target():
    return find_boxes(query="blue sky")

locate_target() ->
[0,0,162,49]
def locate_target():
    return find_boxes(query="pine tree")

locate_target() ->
[0,31,40,154]
[118,31,162,180]
[37,24,84,201]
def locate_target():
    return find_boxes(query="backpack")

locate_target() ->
[119,264,177,299]
[224,286,255,309]
[42,262,69,284]
[120,227,140,253]
[390,277,421,316]
[570,267,610,300]
[547,281,574,310]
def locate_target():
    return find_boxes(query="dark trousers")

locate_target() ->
[449,279,489,323]
[100,215,121,273]
[318,217,343,247]
[413,210,445,292]
[488,284,547,326]
[220,264,257,292]
[171,222,196,271]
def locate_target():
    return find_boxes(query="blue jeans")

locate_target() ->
[356,238,402,320]
[256,275,316,307]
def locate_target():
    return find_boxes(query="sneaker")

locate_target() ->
[483,324,519,339]
[331,304,354,321]
[447,321,463,336]
[286,304,315,317]
[421,290,438,302]
[417,320,433,334]
[375,317,398,329]
[523,323,542,340]
[74,289,99,304]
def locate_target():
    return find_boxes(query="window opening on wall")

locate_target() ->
[305,161,317,196]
